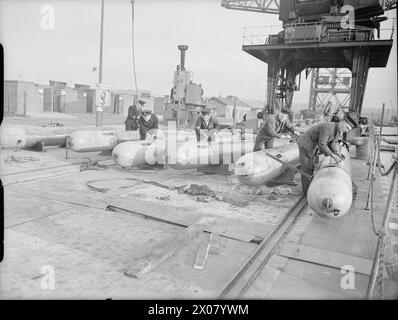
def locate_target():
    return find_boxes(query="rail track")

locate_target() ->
[218,195,308,299]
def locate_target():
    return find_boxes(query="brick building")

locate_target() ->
[4,80,158,117]
[3,80,97,115]
[4,80,52,115]
[111,90,155,116]
[208,95,264,121]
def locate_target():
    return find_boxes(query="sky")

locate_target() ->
[0,0,397,110]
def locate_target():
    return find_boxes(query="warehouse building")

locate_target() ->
[3,80,155,116]
[208,95,264,121]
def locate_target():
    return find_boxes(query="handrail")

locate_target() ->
[366,103,398,299]
[243,18,396,46]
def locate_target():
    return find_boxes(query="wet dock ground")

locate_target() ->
[0,115,397,299]
[245,147,398,299]
[0,143,303,298]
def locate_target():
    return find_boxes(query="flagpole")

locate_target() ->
[96,0,105,127]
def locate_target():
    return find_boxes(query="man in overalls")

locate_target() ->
[253,106,300,151]
[194,108,221,143]
[138,109,159,141]
[297,121,348,194]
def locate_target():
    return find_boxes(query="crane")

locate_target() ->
[221,0,396,121]
[221,0,279,14]
[222,0,397,15]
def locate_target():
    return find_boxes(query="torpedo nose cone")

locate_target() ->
[112,143,130,167]
[322,198,333,209]
[0,127,27,149]
[307,167,352,218]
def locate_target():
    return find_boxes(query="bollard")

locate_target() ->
[96,106,103,127]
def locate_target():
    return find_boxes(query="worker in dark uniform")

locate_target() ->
[253,106,300,151]
[194,108,221,143]
[124,99,145,131]
[297,121,348,194]
[138,109,159,141]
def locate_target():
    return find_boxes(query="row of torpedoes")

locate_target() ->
[0,125,354,218]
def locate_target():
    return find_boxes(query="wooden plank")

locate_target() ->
[124,217,215,278]
[194,232,213,270]
[278,241,373,276]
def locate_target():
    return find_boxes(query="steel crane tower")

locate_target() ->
[222,0,396,122]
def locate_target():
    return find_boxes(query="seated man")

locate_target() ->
[138,109,159,141]
[253,106,300,151]
[195,108,221,143]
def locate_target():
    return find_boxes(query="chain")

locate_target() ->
[80,159,114,171]
[4,155,40,163]
[376,236,386,300]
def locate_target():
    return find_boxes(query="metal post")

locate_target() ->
[23,91,27,116]
[308,68,316,111]
[366,131,376,180]
[51,88,54,112]
[7,89,10,114]
[374,103,386,167]
[365,137,378,210]
[177,99,181,129]
[96,0,105,127]
[65,136,69,160]
[131,0,138,96]
[98,0,104,84]
[367,159,398,299]
[379,103,385,140]
[232,97,237,130]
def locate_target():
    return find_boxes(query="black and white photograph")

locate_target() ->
[0,0,397,303]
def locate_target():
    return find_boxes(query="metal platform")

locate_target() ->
[243,39,393,68]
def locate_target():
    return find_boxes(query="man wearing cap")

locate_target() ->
[253,106,300,151]
[195,108,221,143]
[297,121,348,194]
[138,109,159,141]
[125,99,145,131]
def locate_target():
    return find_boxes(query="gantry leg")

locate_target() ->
[265,51,280,115]
[350,48,370,121]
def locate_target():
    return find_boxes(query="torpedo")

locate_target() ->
[168,133,255,170]
[234,143,300,186]
[0,125,68,150]
[0,126,28,149]
[307,143,352,218]
[112,140,166,168]
[67,130,141,152]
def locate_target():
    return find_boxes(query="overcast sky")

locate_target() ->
[0,0,396,110]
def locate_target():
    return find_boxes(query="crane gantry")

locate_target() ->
[221,0,280,14]
[221,0,396,121]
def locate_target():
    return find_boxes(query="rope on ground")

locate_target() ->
[80,159,115,171]
[4,155,40,164]
[86,177,176,193]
